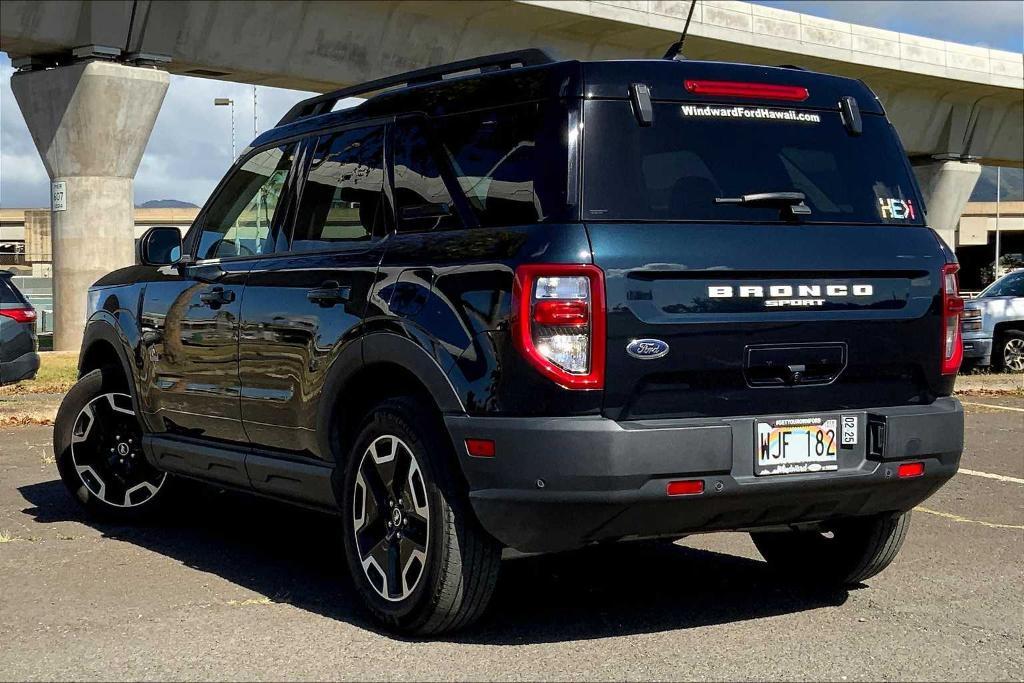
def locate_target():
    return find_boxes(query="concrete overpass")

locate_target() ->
[2,0,1023,349]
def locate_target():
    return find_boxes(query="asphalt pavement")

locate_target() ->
[0,399,1021,681]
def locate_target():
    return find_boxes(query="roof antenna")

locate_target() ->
[663,0,698,61]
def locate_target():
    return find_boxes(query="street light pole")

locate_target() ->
[213,97,235,161]
[994,166,1002,279]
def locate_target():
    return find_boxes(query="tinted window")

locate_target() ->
[393,121,459,232]
[197,144,296,259]
[0,278,28,306]
[583,101,923,225]
[435,103,556,227]
[290,127,387,251]
[981,272,1024,298]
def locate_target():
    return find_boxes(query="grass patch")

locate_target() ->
[0,530,13,543]
[0,352,77,396]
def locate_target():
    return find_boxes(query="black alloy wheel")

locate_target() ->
[351,434,431,602]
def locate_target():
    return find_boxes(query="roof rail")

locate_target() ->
[276,49,556,127]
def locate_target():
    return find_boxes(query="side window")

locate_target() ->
[290,126,387,252]
[986,272,1024,297]
[436,103,545,227]
[1010,273,1024,297]
[393,121,459,232]
[196,144,296,260]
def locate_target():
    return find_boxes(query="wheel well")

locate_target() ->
[993,321,1024,340]
[78,339,123,379]
[333,362,443,460]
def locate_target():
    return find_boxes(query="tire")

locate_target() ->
[340,396,501,635]
[54,366,172,521]
[751,511,911,586]
[993,330,1024,373]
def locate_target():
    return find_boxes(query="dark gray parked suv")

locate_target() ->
[0,272,39,385]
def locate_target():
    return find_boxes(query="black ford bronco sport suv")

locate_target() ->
[55,50,965,635]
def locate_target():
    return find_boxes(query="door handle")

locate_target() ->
[199,286,235,307]
[306,281,351,307]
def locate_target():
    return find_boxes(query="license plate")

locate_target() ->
[755,416,838,476]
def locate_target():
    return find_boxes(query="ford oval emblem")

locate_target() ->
[626,338,669,360]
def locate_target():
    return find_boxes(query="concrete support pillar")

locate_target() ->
[11,60,168,351]
[913,161,982,251]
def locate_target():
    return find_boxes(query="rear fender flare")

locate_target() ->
[315,332,465,462]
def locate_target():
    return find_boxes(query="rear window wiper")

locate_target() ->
[715,191,812,217]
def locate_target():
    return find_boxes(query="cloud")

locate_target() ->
[753,1,1024,52]
[0,58,50,206]
[130,73,314,206]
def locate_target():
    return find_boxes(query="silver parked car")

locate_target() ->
[962,270,1024,372]
[0,272,40,385]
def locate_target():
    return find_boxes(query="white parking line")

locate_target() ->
[958,468,1024,485]
[961,401,1024,413]
[915,506,1024,531]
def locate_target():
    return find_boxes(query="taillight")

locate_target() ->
[684,80,809,101]
[941,263,964,376]
[0,307,36,324]
[513,264,605,390]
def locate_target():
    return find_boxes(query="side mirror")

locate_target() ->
[138,226,183,266]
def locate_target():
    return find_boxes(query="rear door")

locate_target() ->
[581,98,946,421]
[238,123,390,459]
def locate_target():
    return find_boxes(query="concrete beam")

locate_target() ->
[11,60,168,351]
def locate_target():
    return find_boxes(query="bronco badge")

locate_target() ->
[627,339,669,359]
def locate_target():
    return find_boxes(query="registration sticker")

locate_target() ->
[841,415,858,446]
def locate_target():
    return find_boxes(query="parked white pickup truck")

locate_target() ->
[962,270,1024,372]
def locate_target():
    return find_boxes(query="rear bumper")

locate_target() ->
[445,398,963,553]
[962,336,993,364]
[0,351,40,386]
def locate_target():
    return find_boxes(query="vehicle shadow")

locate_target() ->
[18,478,848,644]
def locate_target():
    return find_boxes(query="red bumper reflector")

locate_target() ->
[666,479,704,496]
[465,439,496,458]
[897,462,925,479]
[684,79,809,101]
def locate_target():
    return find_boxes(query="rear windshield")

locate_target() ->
[582,100,923,225]
[0,277,29,306]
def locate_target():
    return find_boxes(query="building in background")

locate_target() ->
[0,206,197,275]
[957,166,1024,290]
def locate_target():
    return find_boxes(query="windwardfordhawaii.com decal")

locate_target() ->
[680,104,821,123]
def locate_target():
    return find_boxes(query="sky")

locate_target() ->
[1,0,1022,209]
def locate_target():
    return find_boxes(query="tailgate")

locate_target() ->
[588,223,946,420]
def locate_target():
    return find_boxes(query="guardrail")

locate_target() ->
[0,253,27,266]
